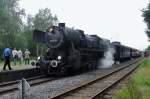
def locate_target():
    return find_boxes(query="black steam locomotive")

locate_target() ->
[32,23,110,75]
[32,23,141,75]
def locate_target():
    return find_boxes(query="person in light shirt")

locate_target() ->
[18,49,23,65]
[12,48,18,65]
[24,49,31,65]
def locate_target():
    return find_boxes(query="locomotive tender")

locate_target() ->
[32,23,109,75]
[32,23,140,75]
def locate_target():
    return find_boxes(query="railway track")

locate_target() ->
[49,59,143,99]
[0,75,57,95]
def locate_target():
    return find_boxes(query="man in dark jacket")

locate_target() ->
[3,47,12,70]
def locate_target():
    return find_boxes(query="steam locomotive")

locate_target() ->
[32,23,110,75]
[32,23,140,75]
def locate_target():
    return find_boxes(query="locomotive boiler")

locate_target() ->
[32,23,110,75]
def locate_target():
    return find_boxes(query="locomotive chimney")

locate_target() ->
[78,30,84,33]
[112,41,121,45]
[58,23,65,28]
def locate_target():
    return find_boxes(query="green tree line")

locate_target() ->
[143,2,150,50]
[0,0,58,59]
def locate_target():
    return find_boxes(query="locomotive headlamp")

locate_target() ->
[37,56,40,60]
[49,28,53,32]
[57,56,62,60]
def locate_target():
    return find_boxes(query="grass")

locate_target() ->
[115,58,150,99]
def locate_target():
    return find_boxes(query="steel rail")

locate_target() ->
[0,76,57,95]
[50,58,143,99]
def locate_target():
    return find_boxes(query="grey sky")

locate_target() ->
[20,0,149,50]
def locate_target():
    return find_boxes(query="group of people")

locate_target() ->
[2,47,31,71]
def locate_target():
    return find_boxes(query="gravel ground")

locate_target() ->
[102,64,140,99]
[0,59,139,99]
[0,60,36,72]
[0,70,110,99]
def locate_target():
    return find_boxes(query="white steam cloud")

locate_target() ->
[98,47,115,69]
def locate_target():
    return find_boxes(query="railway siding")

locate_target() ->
[51,58,143,99]
[0,76,57,95]
[0,58,143,99]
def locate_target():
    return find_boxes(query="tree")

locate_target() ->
[146,45,150,50]
[23,15,36,56]
[0,1,58,58]
[23,8,59,57]
[33,8,58,31]
[0,0,25,57]
[33,8,58,57]
[142,2,150,40]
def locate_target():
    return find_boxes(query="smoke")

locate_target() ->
[98,47,115,69]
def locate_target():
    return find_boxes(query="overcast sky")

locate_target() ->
[20,0,149,50]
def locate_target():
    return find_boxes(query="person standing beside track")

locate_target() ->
[24,49,31,65]
[12,48,18,65]
[18,49,23,65]
[3,47,12,70]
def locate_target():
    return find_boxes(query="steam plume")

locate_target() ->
[98,47,115,69]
